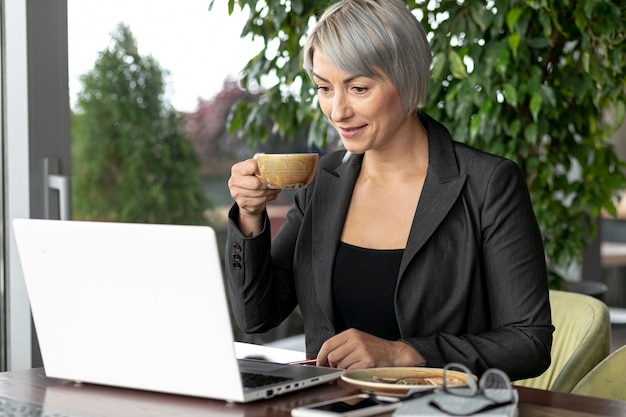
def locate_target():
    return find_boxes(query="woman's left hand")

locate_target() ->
[315,328,425,370]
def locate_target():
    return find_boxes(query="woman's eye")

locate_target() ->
[352,86,368,94]
[316,85,331,93]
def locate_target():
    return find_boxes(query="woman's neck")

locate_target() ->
[361,116,428,183]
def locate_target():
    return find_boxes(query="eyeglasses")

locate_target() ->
[428,363,514,416]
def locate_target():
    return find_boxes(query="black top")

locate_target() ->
[332,241,403,340]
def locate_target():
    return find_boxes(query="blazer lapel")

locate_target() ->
[311,153,360,323]
[400,114,467,277]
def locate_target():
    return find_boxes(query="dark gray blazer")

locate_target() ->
[226,113,553,380]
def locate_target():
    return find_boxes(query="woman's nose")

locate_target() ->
[331,92,351,121]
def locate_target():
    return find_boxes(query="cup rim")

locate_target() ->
[256,153,318,158]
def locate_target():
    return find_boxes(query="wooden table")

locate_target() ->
[0,368,625,417]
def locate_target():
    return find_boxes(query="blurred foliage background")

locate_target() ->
[217,0,626,287]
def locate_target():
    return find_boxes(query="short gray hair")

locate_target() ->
[303,0,432,113]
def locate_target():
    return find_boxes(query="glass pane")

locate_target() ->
[67,0,260,227]
[66,0,303,346]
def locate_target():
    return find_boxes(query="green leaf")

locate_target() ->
[431,52,447,82]
[530,93,542,121]
[470,4,487,32]
[503,83,518,107]
[527,156,539,174]
[470,113,482,140]
[292,0,304,14]
[574,2,589,32]
[539,85,556,108]
[506,8,523,31]
[508,33,521,56]
[448,51,468,79]
[583,0,594,18]
[582,51,590,73]
[510,119,522,136]
[495,47,510,77]
[524,123,538,144]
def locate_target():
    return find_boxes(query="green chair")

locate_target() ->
[571,344,626,400]
[514,289,611,393]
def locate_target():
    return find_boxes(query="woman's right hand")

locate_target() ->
[228,156,281,236]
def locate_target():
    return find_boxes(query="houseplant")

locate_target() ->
[217,0,626,287]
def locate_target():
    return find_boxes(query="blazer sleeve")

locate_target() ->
[225,204,299,334]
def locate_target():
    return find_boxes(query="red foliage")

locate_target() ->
[183,78,253,168]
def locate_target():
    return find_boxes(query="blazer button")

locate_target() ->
[232,262,242,270]
[233,242,242,252]
[232,253,241,262]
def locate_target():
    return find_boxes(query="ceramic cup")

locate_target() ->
[256,153,319,189]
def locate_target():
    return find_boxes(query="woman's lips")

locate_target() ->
[338,125,367,139]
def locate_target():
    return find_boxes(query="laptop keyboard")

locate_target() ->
[240,372,294,388]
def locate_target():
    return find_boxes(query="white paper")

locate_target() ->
[234,342,308,363]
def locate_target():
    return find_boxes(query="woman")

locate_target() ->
[226,0,553,380]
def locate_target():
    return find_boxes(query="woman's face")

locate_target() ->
[312,54,409,154]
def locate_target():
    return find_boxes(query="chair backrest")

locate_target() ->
[514,289,610,393]
[571,344,626,400]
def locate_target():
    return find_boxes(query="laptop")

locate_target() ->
[12,218,344,403]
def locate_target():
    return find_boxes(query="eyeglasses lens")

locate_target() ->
[432,364,514,416]
[443,364,476,397]
[480,369,512,403]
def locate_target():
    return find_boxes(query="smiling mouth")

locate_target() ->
[338,125,367,138]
